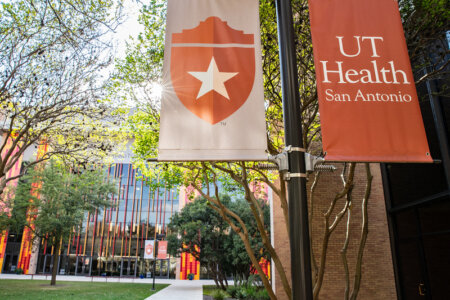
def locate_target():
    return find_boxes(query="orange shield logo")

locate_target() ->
[145,243,153,255]
[170,17,255,124]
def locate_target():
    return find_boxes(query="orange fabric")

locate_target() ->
[170,17,255,124]
[309,0,432,162]
[172,16,254,44]
[157,241,168,259]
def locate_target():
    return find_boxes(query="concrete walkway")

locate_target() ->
[0,274,216,300]
[145,279,214,300]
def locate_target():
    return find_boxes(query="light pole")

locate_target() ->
[275,0,313,299]
[152,233,165,291]
[151,240,158,291]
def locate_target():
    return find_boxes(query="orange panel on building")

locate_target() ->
[17,143,48,274]
[180,245,200,280]
[0,133,25,272]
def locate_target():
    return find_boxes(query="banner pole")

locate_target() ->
[275,1,313,300]
[152,241,157,291]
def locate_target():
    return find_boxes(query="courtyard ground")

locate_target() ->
[0,278,168,300]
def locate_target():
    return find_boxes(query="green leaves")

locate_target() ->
[167,196,270,279]
[399,0,450,90]
[3,161,116,247]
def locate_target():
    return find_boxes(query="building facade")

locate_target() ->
[1,161,180,278]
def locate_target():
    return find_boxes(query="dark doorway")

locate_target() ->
[2,232,22,274]
[75,256,92,276]
[120,257,137,277]
[152,258,170,279]
[37,254,60,275]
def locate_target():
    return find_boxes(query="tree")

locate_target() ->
[181,162,287,300]
[225,195,271,279]
[167,196,230,289]
[0,0,125,197]
[0,161,116,285]
[400,0,449,88]
[167,195,270,289]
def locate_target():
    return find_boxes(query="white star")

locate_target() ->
[188,57,238,100]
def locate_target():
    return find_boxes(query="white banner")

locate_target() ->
[144,240,155,259]
[158,0,267,161]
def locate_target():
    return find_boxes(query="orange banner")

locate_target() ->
[309,0,432,162]
[157,241,168,259]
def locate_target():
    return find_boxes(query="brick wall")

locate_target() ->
[273,163,397,299]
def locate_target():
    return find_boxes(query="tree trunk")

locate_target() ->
[50,238,61,286]
[218,264,228,289]
[212,273,219,288]
[349,163,372,300]
[209,262,224,289]
[0,177,7,198]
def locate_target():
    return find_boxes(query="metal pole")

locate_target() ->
[152,241,157,291]
[275,1,313,299]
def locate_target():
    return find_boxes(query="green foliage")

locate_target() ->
[224,198,270,276]
[110,1,185,192]
[167,196,270,283]
[228,274,269,300]
[167,196,229,260]
[226,285,238,298]
[111,0,166,158]
[1,161,116,246]
[399,0,449,92]
[115,0,166,86]
[254,288,270,300]
[259,0,321,153]
[211,288,228,300]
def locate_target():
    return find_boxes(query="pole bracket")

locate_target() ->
[268,152,289,172]
[285,145,305,153]
[283,172,307,181]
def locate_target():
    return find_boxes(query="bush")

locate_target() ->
[226,285,238,298]
[230,284,269,300]
[254,288,270,300]
[229,274,272,299]
[14,268,23,275]
[211,289,228,300]
[245,287,257,299]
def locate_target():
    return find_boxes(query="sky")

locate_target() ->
[112,0,144,60]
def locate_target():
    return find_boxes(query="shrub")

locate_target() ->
[211,289,228,300]
[14,268,23,275]
[246,287,257,299]
[227,285,238,298]
[236,287,246,299]
[231,285,269,300]
[255,288,270,300]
